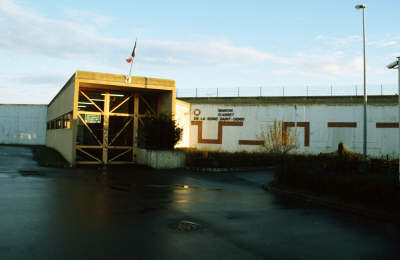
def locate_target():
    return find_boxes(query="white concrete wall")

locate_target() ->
[137,148,185,168]
[187,102,399,158]
[47,77,75,121]
[175,99,191,148]
[0,104,47,145]
[46,77,75,164]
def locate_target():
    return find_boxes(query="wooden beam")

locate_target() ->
[110,95,132,113]
[109,118,133,146]
[76,161,102,165]
[108,161,136,165]
[77,148,102,162]
[109,112,134,117]
[109,148,133,162]
[103,93,110,164]
[78,111,102,115]
[80,90,104,113]
[133,94,139,161]
[78,114,102,146]
[139,95,156,115]
[108,146,133,149]
[76,145,102,149]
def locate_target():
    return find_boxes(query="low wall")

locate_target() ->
[179,96,400,158]
[136,148,185,169]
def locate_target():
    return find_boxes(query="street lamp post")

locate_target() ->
[387,57,400,183]
[355,4,367,162]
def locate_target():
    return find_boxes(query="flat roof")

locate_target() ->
[48,70,176,106]
[76,71,175,88]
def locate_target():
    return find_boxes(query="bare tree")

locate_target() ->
[261,120,297,154]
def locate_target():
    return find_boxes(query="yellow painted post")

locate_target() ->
[103,92,110,164]
[133,94,139,161]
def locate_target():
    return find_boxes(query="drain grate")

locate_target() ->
[170,220,201,232]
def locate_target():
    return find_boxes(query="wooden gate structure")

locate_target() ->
[46,71,176,166]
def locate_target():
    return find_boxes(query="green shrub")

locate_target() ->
[272,145,400,212]
[139,113,182,150]
[185,150,283,168]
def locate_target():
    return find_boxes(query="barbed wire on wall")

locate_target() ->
[176,84,398,98]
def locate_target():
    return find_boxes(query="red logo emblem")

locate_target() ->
[194,109,201,116]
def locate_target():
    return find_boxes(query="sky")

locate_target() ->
[1,0,400,103]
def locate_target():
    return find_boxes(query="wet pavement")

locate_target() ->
[0,145,399,259]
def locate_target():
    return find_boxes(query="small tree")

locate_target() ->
[261,120,297,154]
[139,113,182,150]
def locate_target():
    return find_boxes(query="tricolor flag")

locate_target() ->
[126,40,137,63]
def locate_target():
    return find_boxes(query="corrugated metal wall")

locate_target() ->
[0,105,47,145]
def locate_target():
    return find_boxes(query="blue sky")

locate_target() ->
[1,0,400,103]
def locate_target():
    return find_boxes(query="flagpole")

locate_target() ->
[128,60,133,77]
[127,37,137,83]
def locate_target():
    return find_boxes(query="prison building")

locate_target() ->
[46,71,176,166]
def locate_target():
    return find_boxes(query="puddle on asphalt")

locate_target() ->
[108,183,224,192]
[18,170,45,177]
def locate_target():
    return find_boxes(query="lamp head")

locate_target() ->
[387,61,399,69]
[355,4,366,9]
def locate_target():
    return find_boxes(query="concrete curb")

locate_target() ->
[185,166,274,173]
[265,184,400,223]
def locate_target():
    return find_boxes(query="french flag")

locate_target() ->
[126,40,137,63]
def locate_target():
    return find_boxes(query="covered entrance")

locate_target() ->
[76,89,158,165]
[46,71,176,166]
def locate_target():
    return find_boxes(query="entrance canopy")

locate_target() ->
[46,71,176,166]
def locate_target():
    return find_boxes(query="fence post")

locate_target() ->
[259,86,262,97]
[217,88,218,97]
[195,88,198,97]
[238,87,240,97]
[330,85,333,96]
[381,84,383,95]
[306,86,309,97]
[283,87,285,96]
[355,85,358,96]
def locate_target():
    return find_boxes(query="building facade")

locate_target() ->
[2,72,399,164]
[46,71,176,166]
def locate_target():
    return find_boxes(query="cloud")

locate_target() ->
[369,40,398,47]
[0,72,66,85]
[0,0,127,60]
[63,8,112,27]
[271,52,363,79]
[0,0,388,92]
[314,35,361,48]
[0,0,286,67]
[315,34,400,49]
[139,39,291,66]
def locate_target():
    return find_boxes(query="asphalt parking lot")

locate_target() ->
[0,145,399,259]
